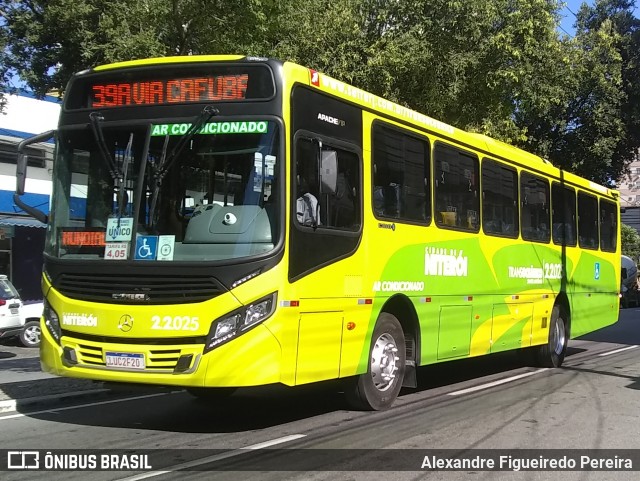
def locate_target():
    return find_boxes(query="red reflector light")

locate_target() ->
[290,300,300,307]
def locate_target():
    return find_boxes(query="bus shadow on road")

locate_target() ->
[16,352,546,434]
[14,347,596,433]
[625,378,640,391]
[411,346,587,392]
[577,321,640,345]
[17,381,351,433]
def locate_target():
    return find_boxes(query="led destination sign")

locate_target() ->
[65,64,276,110]
[91,74,249,107]
[61,230,106,247]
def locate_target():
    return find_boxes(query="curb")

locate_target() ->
[0,388,110,414]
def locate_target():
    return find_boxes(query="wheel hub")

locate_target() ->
[370,333,400,392]
[24,325,40,345]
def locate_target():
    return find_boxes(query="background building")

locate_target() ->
[0,92,59,301]
[617,151,640,236]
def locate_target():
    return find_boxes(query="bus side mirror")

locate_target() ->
[16,130,55,195]
[14,130,55,224]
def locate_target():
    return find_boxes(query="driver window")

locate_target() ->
[295,138,360,230]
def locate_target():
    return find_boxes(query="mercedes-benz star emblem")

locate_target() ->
[118,315,134,332]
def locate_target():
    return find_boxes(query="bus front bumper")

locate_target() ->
[40,322,283,388]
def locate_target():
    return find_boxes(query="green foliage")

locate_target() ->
[0,12,13,111]
[621,223,640,261]
[1,0,639,186]
[575,0,640,182]
[0,0,274,96]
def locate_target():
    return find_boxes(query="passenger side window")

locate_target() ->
[552,183,577,246]
[372,123,430,223]
[295,138,360,231]
[434,143,479,231]
[520,172,550,243]
[482,159,518,237]
[578,191,598,249]
[600,199,617,252]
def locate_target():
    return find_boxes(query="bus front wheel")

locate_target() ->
[536,305,568,368]
[345,313,406,411]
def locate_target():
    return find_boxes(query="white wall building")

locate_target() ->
[0,92,60,300]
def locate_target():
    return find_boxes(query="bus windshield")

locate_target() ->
[47,119,281,262]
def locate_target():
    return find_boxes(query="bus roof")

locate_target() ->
[90,55,247,72]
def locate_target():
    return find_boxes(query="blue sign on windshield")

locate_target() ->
[135,236,158,261]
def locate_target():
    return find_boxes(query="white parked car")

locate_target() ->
[0,275,43,348]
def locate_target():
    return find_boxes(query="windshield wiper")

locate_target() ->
[90,112,135,220]
[147,105,219,230]
[118,133,134,217]
[89,112,122,184]
[147,134,170,230]
[154,104,219,184]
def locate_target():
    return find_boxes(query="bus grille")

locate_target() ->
[76,344,193,372]
[56,273,224,304]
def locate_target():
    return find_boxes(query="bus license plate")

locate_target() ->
[105,352,145,370]
[10,308,18,314]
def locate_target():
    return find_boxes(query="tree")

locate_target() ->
[273,0,568,143]
[575,0,640,182]
[493,3,626,186]
[622,223,640,261]
[273,0,635,186]
[0,0,276,97]
[0,14,11,111]
[1,0,637,187]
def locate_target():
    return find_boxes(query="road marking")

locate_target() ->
[0,389,109,414]
[447,369,549,396]
[598,345,639,357]
[116,434,307,480]
[0,392,173,421]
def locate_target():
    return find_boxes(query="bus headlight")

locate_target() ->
[43,300,61,345]
[204,293,277,353]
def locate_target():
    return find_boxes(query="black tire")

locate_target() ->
[345,313,406,411]
[20,320,41,348]
[535,305,568,367]
[186,387,237,400]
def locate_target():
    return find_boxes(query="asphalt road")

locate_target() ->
[1,307,639,480]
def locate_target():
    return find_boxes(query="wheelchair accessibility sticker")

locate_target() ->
[135,236,158,260]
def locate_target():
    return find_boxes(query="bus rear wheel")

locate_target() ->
[536,305,568,367]
[345,313,406,411]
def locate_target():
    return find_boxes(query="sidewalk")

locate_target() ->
[0,347,171,413]
[0,353,109,413]
[0,377,108,412]
[0,355,168,414]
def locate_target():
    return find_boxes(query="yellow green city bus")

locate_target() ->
[14,55,621,410]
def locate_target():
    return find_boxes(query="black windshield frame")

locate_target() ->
[46,115,285,265]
